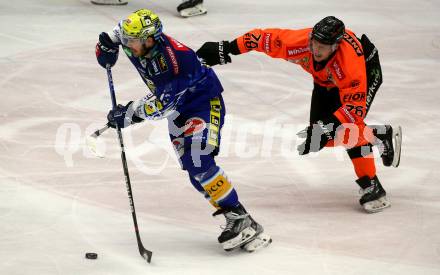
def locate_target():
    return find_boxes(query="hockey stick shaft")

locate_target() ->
[105,65,153,263]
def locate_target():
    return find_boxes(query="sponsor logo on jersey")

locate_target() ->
[157,54,168,73]
[343,33,363,56]
[165,46,179,75]
[208,97,221,147]
[184,117,206,137]
[286,46,309,57]
[243,32,261,49]
[263,33,272,53]
[343,92,365,102]
[150,59,160,75]
[367,70,381,108]
[331,60,345,80]
[340,107,356,123]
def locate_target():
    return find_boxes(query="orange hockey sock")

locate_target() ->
[351,154,376,179]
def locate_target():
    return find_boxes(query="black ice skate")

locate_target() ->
[213,203,271,252]
[177,0,207,17]
[372,125,402,168]
[356,176,391,213]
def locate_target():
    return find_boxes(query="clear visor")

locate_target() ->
[121,33,144,47]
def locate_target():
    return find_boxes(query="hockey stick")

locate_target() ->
[86,124,110,158]
[105,65,153,263]
[91,124,110,139]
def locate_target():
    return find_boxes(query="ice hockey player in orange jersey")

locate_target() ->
[196,16,402,213]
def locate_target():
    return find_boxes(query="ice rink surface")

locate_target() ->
[1,0,440,274]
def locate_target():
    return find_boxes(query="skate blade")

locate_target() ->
[363,196,391,213]
[221,227,257,251]
[179,4,207,17]
[241,233,272,252]
[391,126,402,168]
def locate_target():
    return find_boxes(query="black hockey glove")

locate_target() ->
[196,41,232,66]
[107,101,144,129]
[297,116,340,155]
[96,32,119,68]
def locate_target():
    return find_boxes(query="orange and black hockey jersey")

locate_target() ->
[233,28,368,126]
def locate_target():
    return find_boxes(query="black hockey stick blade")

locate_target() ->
[91,124,110,138]
[140,247,153,263]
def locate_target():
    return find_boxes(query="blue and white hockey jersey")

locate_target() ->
[109,23,224,120]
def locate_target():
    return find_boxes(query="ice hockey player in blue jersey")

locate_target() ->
[95,9,271,252]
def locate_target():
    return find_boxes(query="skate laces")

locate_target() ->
[381,142,388,155]
[383,139,392,156]
[381,128,394,157]
[359,183,376,195]
[222,212,249,231]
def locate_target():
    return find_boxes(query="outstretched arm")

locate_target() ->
[196,28,310,66]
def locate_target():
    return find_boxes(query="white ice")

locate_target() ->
[1,0,440,274]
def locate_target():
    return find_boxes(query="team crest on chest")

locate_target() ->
[157,53,168,73]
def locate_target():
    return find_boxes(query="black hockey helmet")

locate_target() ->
[312,16,345,45]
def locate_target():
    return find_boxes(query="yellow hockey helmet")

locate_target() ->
[121,9,163,44]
